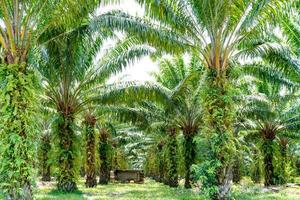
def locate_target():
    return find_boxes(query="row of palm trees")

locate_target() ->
[98,1,286,198]
[137,1,300,197]
[1,0,300,200]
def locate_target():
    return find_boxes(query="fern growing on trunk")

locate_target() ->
[99,128,110,185]
[84,114,97,188]
[55,114,78,192]
[201,69,235,199]
[166,128,178,188]
[0,64,38,199]
[40,133,52,182]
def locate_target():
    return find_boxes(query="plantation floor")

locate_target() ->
[34,179,201,200]
[232,178,300,200]
[1,178,300,199]
[35,179,300,200]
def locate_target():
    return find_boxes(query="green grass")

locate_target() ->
[34,179,203,200]
[1,178,300,199]
[231,178,300,200]
[232,187,300,200]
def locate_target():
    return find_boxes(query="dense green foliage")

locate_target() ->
[97,0,286,198]
[0,64,39,199]
[2,1,300,200]
[196,69,236,199]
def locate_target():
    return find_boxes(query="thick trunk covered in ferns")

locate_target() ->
[232,129,241,184]
[56,115,77,192]
[40,134,51,182]
[99,128,110,185]
[202,69,235,200]
[157,141,165,183]
[262,139,275,186]
[84,114,97,188]
[183,131,196,189]
[250,149,262,183]
[0,64,37,200]
[232,156,241,184]
[278,138,288,184]
[166,128,178,187]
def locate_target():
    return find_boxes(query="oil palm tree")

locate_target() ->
[98,126,111,185]
[37,108,54,182]
[83,111,98,187]
[94,1,285,198]
[108,56,203,187]
[236,4,300,184]
[39,21,155,190]
[240,79,300,186]
[153,56,203,188]
[0,1,112,198]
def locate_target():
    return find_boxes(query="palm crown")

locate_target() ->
[95,0,284,76]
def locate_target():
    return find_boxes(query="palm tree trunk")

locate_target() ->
[202,69,235,200]
[0,63,35,199]
[279,138,288,184]
[166,128,178,187]
[262,140,275,186]
[251,149,262,183]
[280,146,287,184]
[41,165,51,182]
[41,134,51,182]
[56,115,77,192]
[99,128,110,185]
[84,115,97,188]
[232,157,241,184]
[157,141,165,183]
[80,166,86,178]
[183,133,196,189]
[232,130,241,184]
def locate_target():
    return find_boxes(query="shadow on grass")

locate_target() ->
[47,189,84,196]
[36,189,85,200]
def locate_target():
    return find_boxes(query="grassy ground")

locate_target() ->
[232,185,300,200]
[231,177,300,200]
[34,179,202,200]
[1,178,300,199]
